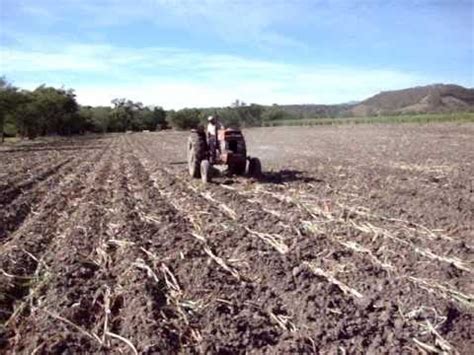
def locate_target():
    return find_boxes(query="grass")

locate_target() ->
[262,112,474,127]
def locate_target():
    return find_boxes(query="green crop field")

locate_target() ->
[262,112,474,127]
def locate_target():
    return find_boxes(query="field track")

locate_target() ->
[1,124,473,353]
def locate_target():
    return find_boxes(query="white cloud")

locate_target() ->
[14,0,309,49]
[1,46,108,71]
[1,0,469,108]
[150,0,309,48]
[3,42,427,108]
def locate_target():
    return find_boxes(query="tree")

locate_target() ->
[13,86,81,138]
[139,106,167,131]
[111,98,146,132]
[0,77,25,143]
[261,106,295,122]
[14,86,80,138]
[214,103,265,128]
[167,108,201,130]
[231,99,246,108]
[80,106,113,133]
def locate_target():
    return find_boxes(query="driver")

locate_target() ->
[207,115,223,163]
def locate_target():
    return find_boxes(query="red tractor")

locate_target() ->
[187,127,262,183]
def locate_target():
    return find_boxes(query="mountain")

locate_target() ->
[350,84,474,116]
[275,84,474,118]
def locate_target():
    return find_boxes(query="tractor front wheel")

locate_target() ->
[248,157,262,178]
[229,160,247,176]
[201,160,211,183]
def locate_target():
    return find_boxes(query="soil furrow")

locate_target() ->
[129,138,419,352]
[1,124,472,354]
[0,142,110,241]
[0,152,76,196]
[0,137,117,351]
[0,157,69,201]
[130,134,473,352]
[217,183,473,296]
[122,142,291,352]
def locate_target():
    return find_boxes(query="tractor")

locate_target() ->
[187,127,262,183]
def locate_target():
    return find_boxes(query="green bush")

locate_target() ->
[167,108,202,130]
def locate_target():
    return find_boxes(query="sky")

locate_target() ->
[0,0,473,109]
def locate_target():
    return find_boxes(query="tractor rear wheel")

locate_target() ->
[248,157,262,178]
[188,132,207,178]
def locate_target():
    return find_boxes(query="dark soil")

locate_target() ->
[1,124,472,354]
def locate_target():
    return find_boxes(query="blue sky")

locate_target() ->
[0,0,473,108]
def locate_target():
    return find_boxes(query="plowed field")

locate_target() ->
[1,124,473,354]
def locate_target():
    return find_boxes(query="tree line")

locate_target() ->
[0,78,295,142]
[144,101,297,131]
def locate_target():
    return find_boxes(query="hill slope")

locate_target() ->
[351,84,474,116]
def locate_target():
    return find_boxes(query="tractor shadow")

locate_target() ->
[259,169,319,184]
